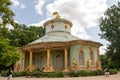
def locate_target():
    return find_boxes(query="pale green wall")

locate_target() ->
[70,45,79,66]
[46,22,71,33]
[93,47,98,66]
[70,44,98,67]
[84,45,90,66]
[84,46,98,66]
[24,45,98,70]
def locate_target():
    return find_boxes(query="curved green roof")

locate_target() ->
[29,31,80,44]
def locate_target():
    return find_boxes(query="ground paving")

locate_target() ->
[0,72,120,80]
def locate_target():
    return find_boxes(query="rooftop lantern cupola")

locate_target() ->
[43,12,73,34]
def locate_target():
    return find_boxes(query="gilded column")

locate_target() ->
[29,50,33,72]
[64,48,69,72]
[46,49,51,71]
[22,52,25,71]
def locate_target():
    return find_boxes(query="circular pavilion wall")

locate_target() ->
[70,44,99,70]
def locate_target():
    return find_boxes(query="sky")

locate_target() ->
[9,0,120,54]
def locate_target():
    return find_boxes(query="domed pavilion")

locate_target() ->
[20,12,102,72]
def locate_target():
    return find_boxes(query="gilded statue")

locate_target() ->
[87,59,92,68]
[50,65,55,72]
[53,12,61,19]
[72,58,77,68]
[96,59,101,69]
[32,64,35,70]
[14,62,19,72]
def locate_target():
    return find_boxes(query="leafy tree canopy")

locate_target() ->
[0,0,45,70]
[99,2,120,69]
[8,24,45,47]
[0,39,21,67]
[0,0,15,27]
[0,0,20,70]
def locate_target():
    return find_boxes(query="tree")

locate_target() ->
[100,54,108,69]
[0,39,20,68]
[99,2,120,69]
[0,0,20,70]
[8,24,45,47]
[0,0,15,27]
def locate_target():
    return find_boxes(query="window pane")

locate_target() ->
[90,52,94,65]
[79,51,84,65]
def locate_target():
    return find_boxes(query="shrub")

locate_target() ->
[87,70,104,76]
[12,72,21,77]
[78,70,88,76]
[74,71,80,77]
[47,72,56,78]
[68,71,76,77]
[96,69,104,75]
[32,71,42,78]
[109,69,118,74]
[42,72,48,77]
[20,71,28,76]
[1,69,106,78]
[33,68,42,72]
[1,70,7,77]
[25,71,33,77]
[55,72,65,77]
[88,71,96,76]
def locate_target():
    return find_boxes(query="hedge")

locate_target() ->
[1,69,118,78]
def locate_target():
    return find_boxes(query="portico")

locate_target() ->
[21,42,70,72]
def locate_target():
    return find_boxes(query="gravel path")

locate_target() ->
[0,72,120,80]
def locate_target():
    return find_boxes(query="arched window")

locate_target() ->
[40,55,43,67]
[78,46,84,66]
[51,22,54,29]
[79,51,84,65]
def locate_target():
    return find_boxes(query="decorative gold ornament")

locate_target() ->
[89,47,94,52]
[53,12,61,19]
[78,46,83,52]
[87,59,92,68]
[14,62,19,72]
[96,59,101,69]
[51,22,54,29]
[64,23,67,29]
[72,58,77,70]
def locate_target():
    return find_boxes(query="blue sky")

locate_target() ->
[9,0,120,54]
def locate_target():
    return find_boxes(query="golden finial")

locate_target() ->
[53,12,61,19]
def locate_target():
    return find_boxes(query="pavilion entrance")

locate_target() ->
[51,50,64,71]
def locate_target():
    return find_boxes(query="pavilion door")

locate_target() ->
[55,54,63,70]
[40,55,46,69]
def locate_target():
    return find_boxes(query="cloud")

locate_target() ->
[10,0,20,7]
[29,0,108,54]
[10,0,26,9]
[100,44,108,54]
[28,21,44,27]
[30,0,108,39]
[20,4,26,9]
[35,0,45,15]
[28,18,52,27]
[44,0,107,39]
